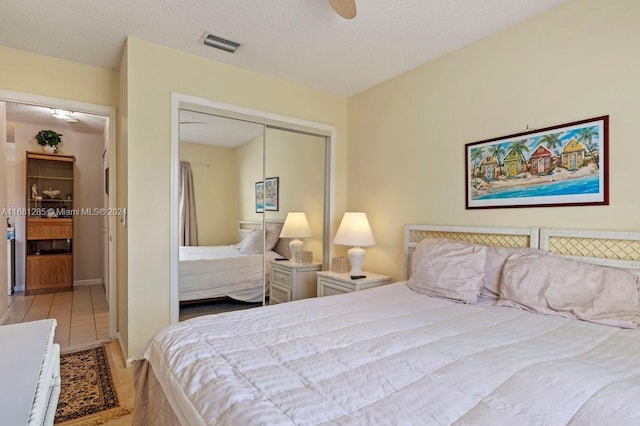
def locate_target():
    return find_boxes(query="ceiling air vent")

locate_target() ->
[200,32,241,54]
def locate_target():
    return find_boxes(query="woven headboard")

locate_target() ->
[404,224,640,280]
[540,228,640,275]
[404,225,539,279]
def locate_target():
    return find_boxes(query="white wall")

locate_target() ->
[13,122,105,287]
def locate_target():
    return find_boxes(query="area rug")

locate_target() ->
[55,344,132,425]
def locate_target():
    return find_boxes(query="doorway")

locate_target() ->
[0,89,117,342]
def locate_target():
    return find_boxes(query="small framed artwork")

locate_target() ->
[255,181,264,213]
[465,115,608,209]
[264,177,279,211]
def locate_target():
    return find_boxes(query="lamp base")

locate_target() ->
[289,239,303,263]
[347,246,366,276]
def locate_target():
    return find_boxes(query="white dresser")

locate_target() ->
[0,319,60,426]
[269,260,322,304]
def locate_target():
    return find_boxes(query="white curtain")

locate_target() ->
[179,161,198,246]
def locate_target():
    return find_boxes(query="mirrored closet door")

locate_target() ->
[178,110,266,320]
[264,128,326,305]
[174,103,331,321]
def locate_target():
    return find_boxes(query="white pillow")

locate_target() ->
[265,223,283,251]
[408,238,486,304]
[498,254,640,329]
[481,246,548,299]
[238,229,263,254]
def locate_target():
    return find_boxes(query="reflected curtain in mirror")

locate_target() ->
[179,161,198,246]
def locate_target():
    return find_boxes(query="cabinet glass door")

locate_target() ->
[27,155,74,218]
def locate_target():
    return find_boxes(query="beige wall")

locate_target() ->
[123,37,347,358]
[0,46,118,108]
[347,0,640,281]
[12,122,105,288]
[236,136,263,222]
[179,142,240,245]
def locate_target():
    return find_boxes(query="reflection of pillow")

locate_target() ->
[498,254,640,329]
[482,246,548,299]
[265,223,283,251]
[238,229,263,254]
[408,238,486,304]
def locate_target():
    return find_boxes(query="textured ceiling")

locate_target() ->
[0,0,569,96]
[179,110,264,147]
[5,103,108,137]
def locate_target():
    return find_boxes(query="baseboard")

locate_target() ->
[118,334,135,368]
[74,279,103,286]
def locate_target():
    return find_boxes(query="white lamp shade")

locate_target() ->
[333,212,375,247]
[279,212,312,238]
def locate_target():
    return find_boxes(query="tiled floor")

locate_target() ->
[7,284,110,352]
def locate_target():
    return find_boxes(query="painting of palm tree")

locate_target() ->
[488,144,506,175]
[469,146,485,177]
[466,116,608,209]
[577,126,600,165]
[540,133,561,156]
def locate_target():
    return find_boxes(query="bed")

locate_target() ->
[136,225,640,425]
[179,220,290,303]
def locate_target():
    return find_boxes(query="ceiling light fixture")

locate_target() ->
[51,109,78,123]
[200,32,241,54]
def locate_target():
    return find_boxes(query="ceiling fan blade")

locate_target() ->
[328,0,356,19]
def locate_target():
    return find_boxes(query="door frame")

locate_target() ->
[0,89,117,339]
[170,92,336,324]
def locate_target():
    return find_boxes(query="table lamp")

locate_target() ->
[333,212,376,277]
[279,212,312,263]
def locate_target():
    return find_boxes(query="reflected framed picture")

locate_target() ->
[255,181,264,213]
[264,177,279,211]
[465,115,608,209]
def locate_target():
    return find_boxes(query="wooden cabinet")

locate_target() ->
[25,152,75,295]
[269,260,322,304]
[316,271,391,297]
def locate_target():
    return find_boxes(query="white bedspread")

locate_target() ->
[141,282,640,425]
[179,246,278,302]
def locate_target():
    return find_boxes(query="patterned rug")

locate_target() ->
[55,344,131,425]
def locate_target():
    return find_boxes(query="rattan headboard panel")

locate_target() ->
[540,228,640,273]
[404,225,538,280]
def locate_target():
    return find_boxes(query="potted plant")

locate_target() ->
[35,130,63,154]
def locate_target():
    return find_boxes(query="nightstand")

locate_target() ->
[269,260,322,304]
[316,270,392,297]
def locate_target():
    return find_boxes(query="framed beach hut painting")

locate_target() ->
[465,115,608,209]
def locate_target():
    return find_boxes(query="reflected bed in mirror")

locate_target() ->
[178,221,289,320]
[178,221,287,302]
